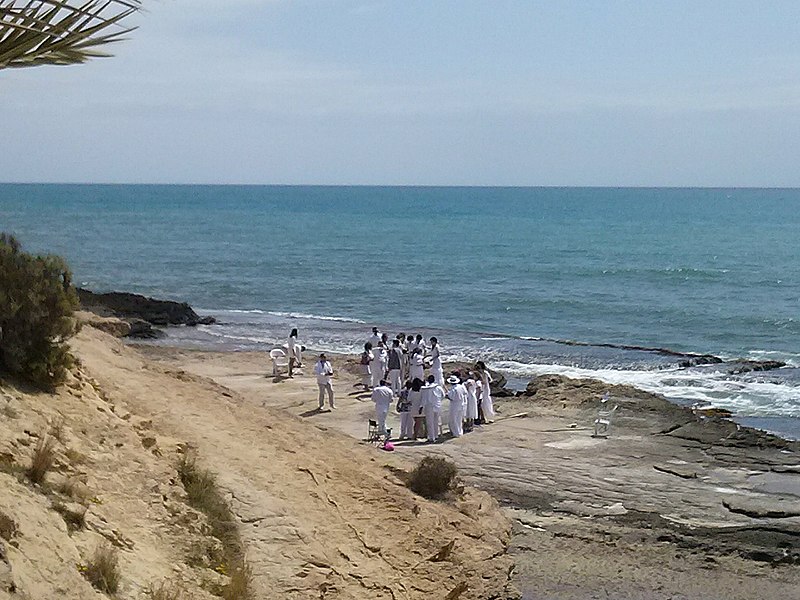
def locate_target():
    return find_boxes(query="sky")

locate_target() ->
[3,0,800,187]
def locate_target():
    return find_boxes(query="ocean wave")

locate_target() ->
[266,311,366,324]
[487,360,800,418]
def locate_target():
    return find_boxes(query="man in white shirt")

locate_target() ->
[313,353,335,410]
[371,380,394,436]
[420,375,444,443]
[446,374,467,437]
[368,327,382,350]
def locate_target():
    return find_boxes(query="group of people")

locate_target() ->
[363,328,496,443]
[283,327,497,444]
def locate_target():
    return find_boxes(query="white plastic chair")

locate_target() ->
[593,392,618,437]
[269,348,289,376]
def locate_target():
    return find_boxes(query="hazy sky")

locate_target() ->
[3,0,800,186]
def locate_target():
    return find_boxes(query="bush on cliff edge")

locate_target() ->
[0,234,78,390]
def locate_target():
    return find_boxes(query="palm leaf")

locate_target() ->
[0,0,141,69]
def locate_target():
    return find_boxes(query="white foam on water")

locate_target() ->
[488,360,800,418]
[266,311,366,324]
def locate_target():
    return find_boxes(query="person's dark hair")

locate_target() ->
[365,342,373,350]
[404,379,412,389]
[426,375,435,384]
[372,327,379,333]
[290,328,298,338]
[411,378,423,391]
[430,336,438,344]
[380,379,388,386]
[392,339,399,347]
[476,360,486,371]
[416,334,423,341]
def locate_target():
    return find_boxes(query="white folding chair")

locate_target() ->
[593,392,618,437]
[269,348,288,376]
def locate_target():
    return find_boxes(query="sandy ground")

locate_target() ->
[1,327,516,599]
[137,345,800,600]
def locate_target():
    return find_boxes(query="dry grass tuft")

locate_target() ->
[64,447,88,465]
[177,454,251,599]
[83,543,121,593]
[145,579,189,600]
[27,435,57,484]
[407,456,459,500]
[49,415,66,442]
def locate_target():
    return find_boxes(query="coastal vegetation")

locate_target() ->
[0,1,140,70]
[407,455,459,500]
[0,233,78,390]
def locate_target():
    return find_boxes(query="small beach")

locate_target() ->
[137,341,800,599]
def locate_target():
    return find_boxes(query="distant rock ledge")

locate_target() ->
[76,288,215,339]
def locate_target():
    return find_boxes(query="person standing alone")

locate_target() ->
[314,353,335,410]
[288,328,302,378]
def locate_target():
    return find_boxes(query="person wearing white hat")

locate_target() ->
[420,375,444,443]
[446,374,467,437]
[371,379,394,436]
[429,337,444,386]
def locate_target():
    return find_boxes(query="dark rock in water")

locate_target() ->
[126,318,165,339]
[77,288,215,327]
[678,354,723,368]
[727,360,786,375]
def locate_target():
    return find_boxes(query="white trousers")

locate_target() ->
[375,405,390,435]
[448,404,464,437]
[400,412,414,438]
[425,409,440,442]
[317,382,334,408]
[371,361,382,388]
[432,366,444,386]
[389,369,402,395]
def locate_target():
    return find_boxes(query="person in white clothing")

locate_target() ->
[420,375,444,442]
[408,377,425,439]
[368,327,382,350]
[313,353,335,409]
[287,328,302,377]
[446,374,467,437]
[360,342,374,390]
[371,380,394,436]
[476,361,495,422]
[464,373,479,432]
[396,380,414,439]
[387,339,404,395]
[429,336,444,386]
[408,347,425,382]
[371,342,386,389]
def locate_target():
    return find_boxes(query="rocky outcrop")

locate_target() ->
[727,360,786,375]
[76,289,214,338]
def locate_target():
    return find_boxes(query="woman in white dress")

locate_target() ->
[409,347,425,383]
[361,342,374,390]
[476,361,495,422]
[287,328,302,377]
[464,373,479,432]
[371,342,387,389]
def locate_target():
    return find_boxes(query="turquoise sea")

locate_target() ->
[2,184,799,437]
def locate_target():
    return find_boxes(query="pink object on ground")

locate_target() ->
[382,442,395,451]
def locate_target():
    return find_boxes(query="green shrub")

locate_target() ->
[0,233,78,390]
[407,456,458,499]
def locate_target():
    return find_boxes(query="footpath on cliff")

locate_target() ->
[141,345,800,600]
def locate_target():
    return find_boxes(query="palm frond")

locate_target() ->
[0,0,141,69]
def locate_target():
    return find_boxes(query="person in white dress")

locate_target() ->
[464,373,479,432]
[445,374,467,437]
[429,336,444,386]
[476,361,495,422]
[409,347,425,383]
[287,328,302,378]
[408,377,425,439]
[420,375,444,443]
[313,353,335,409]
[360,342,374,390]
[369,327,382,350]
[371,342,386,389]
